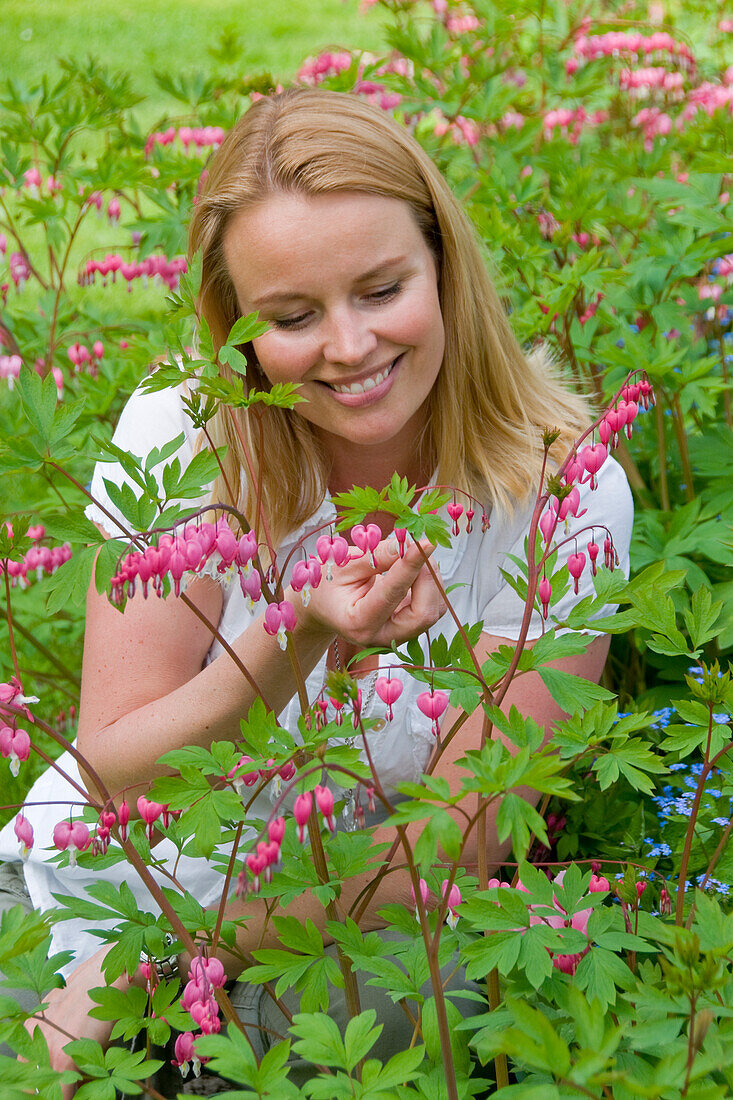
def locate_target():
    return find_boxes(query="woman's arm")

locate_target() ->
[77,533,444,800]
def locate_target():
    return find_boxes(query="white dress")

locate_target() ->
[0,384,634,973]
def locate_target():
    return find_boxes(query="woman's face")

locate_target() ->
[222,191,445,469]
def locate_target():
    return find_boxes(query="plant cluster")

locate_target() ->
[0,0,732,1096]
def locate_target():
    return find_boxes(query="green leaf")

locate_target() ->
[592,739,667,794]
[15,366,57,448]
[573,947,633,1012]
[368,1044,425,1089]
[504,996,571,1077]
[413,810,463,866]
[684,586,723,649]
[536,667,615,713]
[167,447,222,499]
[44,544,97,614]
[495,793,549,857]
[41,512,103,544]
[226,312,269,346]
[218,344,250,375]
[343,1009,382,1072]
[290,1012,348,1069]
[462,931,522,980]
[144,433,186,471]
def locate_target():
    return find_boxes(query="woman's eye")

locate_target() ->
[271,313,311,330]
[270,283,402,330]
[367,282,402,303]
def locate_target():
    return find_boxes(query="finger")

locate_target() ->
[372,535,435,574]
[380,563,446,643]
[366,541,437,621]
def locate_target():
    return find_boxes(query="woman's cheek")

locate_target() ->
[255,335,315,385]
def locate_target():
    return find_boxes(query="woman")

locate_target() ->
[4,87,633,1087]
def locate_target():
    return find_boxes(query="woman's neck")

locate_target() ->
[324,436,432,500]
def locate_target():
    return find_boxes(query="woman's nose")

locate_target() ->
[321,308,378,367]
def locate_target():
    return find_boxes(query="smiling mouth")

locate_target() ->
[323,358,399,395]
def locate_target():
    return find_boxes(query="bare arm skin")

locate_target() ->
[77,533,444,800]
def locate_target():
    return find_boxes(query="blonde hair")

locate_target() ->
[188,87,588,545]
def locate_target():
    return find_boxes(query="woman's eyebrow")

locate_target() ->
[251,255,409,307]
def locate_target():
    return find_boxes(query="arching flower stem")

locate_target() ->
[413,540,488,689]
[225,404,278,575]
[3,571,20,680]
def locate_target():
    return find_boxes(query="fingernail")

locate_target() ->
[386,537,399,555]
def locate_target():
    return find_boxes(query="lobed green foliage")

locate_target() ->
[0,0,732,1095]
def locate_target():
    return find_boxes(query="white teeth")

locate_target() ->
[331,359,395,394]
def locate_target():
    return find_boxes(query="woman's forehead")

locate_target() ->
[223,191,432,301]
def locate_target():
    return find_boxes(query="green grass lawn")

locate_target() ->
[6,0,390,111]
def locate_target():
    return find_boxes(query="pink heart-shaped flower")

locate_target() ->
[375,676,403,705]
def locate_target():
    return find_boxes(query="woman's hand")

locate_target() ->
[23,949,116,1100]
[298,535,446,647]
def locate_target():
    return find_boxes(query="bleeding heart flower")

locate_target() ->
[598,418,612,446]
[567,551,586,594]
[53,819,90,866]
[173,1030,202,1078]
[416,690,448,736]
[263,600,297,650]
[539,510,557,544]
[117,799,130,841]
[294,791,313,844]
[549,486,585,523]
[446,501,463,535]
[375,674,403,721]
[268,817,286,848]
[227,755,259,793]
[291,557,322,606]
[351,523,381,565]
[241,568,262,610]
[14,813,33,859]
[441,879,462,929]
[539,576,552,619]
[137,796,164,840]
[0,725,30,776]
[410,877,430,921]
[316,534,350,580]
[579,443,607,489]
[315,785,336,832]
[587,538,600,575]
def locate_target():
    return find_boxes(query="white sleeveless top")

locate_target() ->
[0,385,634,973]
